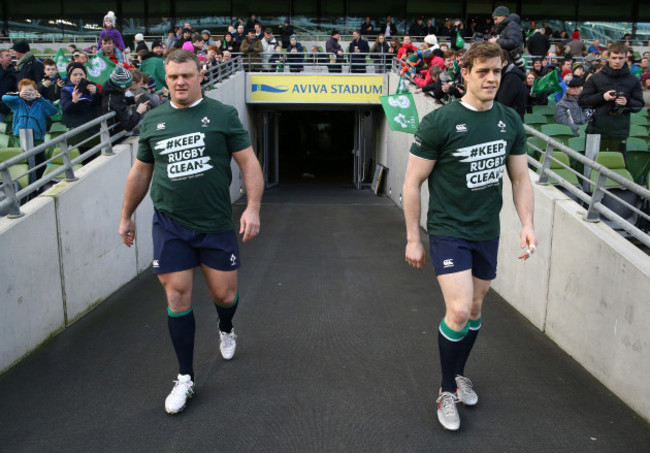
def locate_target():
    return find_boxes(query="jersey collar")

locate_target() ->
[170,97,204,109]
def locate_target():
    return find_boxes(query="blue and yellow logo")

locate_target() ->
[248,74,383,104]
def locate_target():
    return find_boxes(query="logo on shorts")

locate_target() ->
[156,123,166,130]
[230,254,237,266]
[443,259,454,268]
[153,260,160,268]
[455,124,467,132]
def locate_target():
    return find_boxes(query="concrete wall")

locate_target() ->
[374,73,650,422]
[0,73,250,374]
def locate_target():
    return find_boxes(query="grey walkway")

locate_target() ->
[1,185,649,452]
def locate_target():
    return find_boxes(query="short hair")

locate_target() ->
[18,79,36,90]
[443,49,456,59]
[462,41,503,72]
[42,58,56,67]
[208,45,220,53]
[609,42,626,55]
[129,69,145,83]
[101,35,114,44]
[428,65,443,77]
[164,49,201,71]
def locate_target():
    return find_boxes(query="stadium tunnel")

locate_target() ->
[252,105,383,189]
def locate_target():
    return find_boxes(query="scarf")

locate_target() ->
[16,51,34,70]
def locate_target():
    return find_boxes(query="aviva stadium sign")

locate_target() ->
[247,74,384,104]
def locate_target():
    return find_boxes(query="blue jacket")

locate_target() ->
[60,82,102,129]
[1,94,58,140]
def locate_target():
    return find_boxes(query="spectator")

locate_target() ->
[413,65,443,93]
[489,6,524,68]
[554,69,573,102]
[200,30,216,51]
[222,33,239,53]
[233,24,246,44]
[525,71,548,113]
[566,31,587,57]
[588,39,602,55]
[101,66,148,138]
[360,17,375,38]
[134,33,148,53]
[151,40,164,58]
[60,62,102,136]
[269,44,285,72]
[97,35,124,65]
[573,62,586,79]
[439,19,452,37]
[527,27,550,59]
[408,17,427,38]
[371,33,390,73]
[530,58,544,77]
[240,29,264,70]
[389,37,400,55]
[279,19,294,49]
[379,16,397,39]
[77,51,89,64]
[245,13,258,34]
[434,50,464,102]
[285,35,305,73]
[396,35,417,60]
[421,34,445,70]
[326,30,345,73]
[555,76,589,135]
[348,30,369,73]
[138,48,166,90]
[496,54,528,120]
[37,58,65,103]
[204,45,221,69]
[425,19,437,36]
[254,22,264,41]
[129,69,160,109]
[0,49,17,123]
[579,42,644,154]
[641,73,650,108]
[97,11,126,52]
[261,28,278,71]
[2,78,57,148]
[173,28,193,50]
[11,40,44,84]
[165,27,182,51]
[449,20,468,51]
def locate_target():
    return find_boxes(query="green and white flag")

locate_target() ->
[85,54,116,86]
[532,70,561,94]
[380,92,419,134]
[54,49,68,77]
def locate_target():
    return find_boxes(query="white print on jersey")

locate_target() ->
[452,139,507,189]
[154,132,213,180]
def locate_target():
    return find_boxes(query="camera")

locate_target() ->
[77,78,92,95]
[23,90,37,101]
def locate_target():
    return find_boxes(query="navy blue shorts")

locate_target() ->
[429,235,499,281]
[152,210,240,274]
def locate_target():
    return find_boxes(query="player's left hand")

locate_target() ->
[518,225,538,260]
[239,208,260,243]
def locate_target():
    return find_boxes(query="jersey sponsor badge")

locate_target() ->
[157,123,166,130]
[455,124,468,132]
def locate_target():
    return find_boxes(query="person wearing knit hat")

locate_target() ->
[490,5,524,68]
[326,29,345,72]
[151,39,164,57]
[560,69,573,82]
[11,40,44,84]
[98,10,126,51]
[492,6,509,18]
[102,65,148,137]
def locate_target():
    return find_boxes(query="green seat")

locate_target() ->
[524,113,548,130]
[0,148,30,189]
[625,139,650,186]
[0,134,11,148]
[48,122,69,138]
[0,122,7,134]
[591,151,634,187]
[567,136,585,153]
[527,136,550,160]
[46,147,81,164]
[540,123,574,145]
[630,115,648,127]
[42,163,83,181]
[628,125,648,138]
[540,151,579,185]
[532,105,556,118]
[577,123,587,136]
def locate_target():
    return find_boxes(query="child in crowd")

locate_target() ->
[97,11,126,52]
[2,79,58,177]
[101,66,149,140]
[37,58,66,102]
[270,44,285,72]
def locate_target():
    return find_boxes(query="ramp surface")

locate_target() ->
[1,185,649,452]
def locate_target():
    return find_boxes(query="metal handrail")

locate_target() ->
[0,111,125,218]
[524,125,650,248]
[232,51,397,74]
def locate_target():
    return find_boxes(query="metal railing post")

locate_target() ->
[0,165,23,218]
[584,133,600,192]
[19,129,35,185]
[537,143,555,185]
[59,140,77,181]
[585,172,607,222]
[100,119,114,156]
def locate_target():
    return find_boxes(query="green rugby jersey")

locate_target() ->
[137,97,251,233]
[409,101,526,241]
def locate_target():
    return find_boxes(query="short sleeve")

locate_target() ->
[409,110,440,161]
[510,113,527,156]
[226,107,252,153]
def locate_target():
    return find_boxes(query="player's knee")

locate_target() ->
[446,306,471,327]
[213,289,237,307]
[165,288,192,311]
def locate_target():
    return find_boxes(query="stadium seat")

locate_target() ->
[540,123,574,145]
[625,138,650,186]
[591,152,640,226]
[630,115,648,127]
[592,152,634,187]
[0,147,30,189]
[0,122,7,134]
[527,136,549,160]
[524,113,547,130]
[567,136,585,153]
[532,105,555,119]
[539,151,579,186]
[628,125,648,138]
[48,122,69,137]
[0,134,11,148]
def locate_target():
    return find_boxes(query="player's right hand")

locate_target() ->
[119,218,136,247]
[405,240,427,269]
